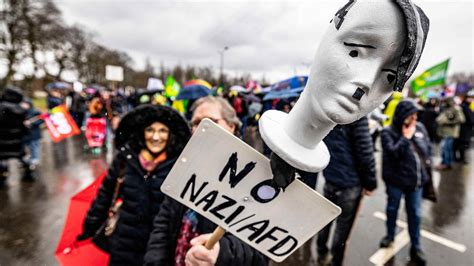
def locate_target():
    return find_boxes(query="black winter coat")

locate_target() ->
[459,101,473,141]
[47,96,62,109]
[82,145,177,265]
[144,196,268,266]
[24,108,43,142]
[322,117,377,191]
[0,101,26,159]
[381,123,431,191]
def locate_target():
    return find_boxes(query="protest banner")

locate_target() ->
[161,119,341,262]
[41,105,80,143]
[105,65,124,82]
[146,77,164,91]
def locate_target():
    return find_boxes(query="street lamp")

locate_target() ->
[218,46,229,83]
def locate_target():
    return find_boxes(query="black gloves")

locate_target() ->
[76,232,92,241]
[270,152,296,190]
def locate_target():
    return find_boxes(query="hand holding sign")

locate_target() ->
[186,234,220,266]
[161,119,341,262]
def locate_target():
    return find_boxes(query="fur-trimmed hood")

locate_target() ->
[115,104,191,157]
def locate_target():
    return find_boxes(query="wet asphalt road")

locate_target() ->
[0,131,473,266]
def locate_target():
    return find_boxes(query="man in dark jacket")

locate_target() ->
[144,96,267,266]
[0,87,27,187]
[47,89,63,109]
[316,116,376,266]
[454,93,473,164]
[20,98,44,180]
[380,99,431,265]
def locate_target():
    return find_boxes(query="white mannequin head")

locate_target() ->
[308,0,406,124]
[259,0,429,172]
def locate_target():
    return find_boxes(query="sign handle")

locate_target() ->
[205,226,226,249]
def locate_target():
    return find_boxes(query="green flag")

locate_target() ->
[411,59,450,95]
[164,75,181,99]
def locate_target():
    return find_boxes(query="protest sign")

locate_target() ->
[146,77,164,91]
[161,119,341,262]
[41,105,80,143]
[105,65,124,82]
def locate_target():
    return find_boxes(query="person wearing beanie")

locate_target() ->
[380,99,432,265]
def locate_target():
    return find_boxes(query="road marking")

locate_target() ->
[369,229,410,266]
[373,211,467,253]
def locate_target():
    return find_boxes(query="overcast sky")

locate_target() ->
[48,0,474,83]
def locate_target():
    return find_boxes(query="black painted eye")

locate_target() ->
[387,74,396,83]
[349,50,358,57]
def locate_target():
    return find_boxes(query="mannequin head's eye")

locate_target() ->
[349,50,358,57]
[387,74,396,83]
[382,69,397,84]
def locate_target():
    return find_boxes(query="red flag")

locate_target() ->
[41,105,80,143]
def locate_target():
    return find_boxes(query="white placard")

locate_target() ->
[105,65,124,82]
[73,81,83,93]
[147,77,164,91]
[161,119,341,262]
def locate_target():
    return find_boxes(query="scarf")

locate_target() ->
[174,209,199,266]
[139,150,167,172]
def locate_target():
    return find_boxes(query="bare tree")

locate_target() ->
[0,0,30,88]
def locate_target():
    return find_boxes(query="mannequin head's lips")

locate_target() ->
[352,87,365,101]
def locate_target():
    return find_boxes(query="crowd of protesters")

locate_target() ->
[0,82,473,266]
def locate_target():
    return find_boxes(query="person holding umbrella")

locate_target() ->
[77,104,191,265]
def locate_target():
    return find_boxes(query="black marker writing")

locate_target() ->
[195,190,219,211]
[180,174,209,202]
[229,213,256,228]
[237,219,270,241]
[209,195,237,219]
[268,235,298,256]
[219,152,256,188]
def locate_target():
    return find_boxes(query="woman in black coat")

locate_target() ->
[78,104,191,265]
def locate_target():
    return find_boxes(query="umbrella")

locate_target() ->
[230,85,247,93]
[84,88,98,95]
[426,91,439,99]
[263,89,301,101]
[47,82,71,90]
[183,79,212,89]
[248,102,263,117]
[55,172,109,266]
[260,86,272,94]
[176,79,212,100]
[270,76,308,91]
[243,93,261,103]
